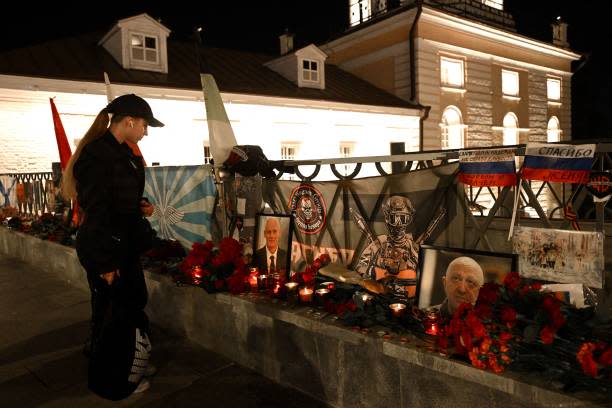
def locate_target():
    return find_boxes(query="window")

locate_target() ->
[502,69,519,97]
[440,57,464,88]
[131,33,158,63]
[502,112,519,145]
[281,143,300,180]
[339,142,355,176]
[481,0,503,10]
[547,116,561,142]
[302,59,319,82]
[203,142,212,164]
[440,106,464,149]
[547,78,561,101]
[349,0,371,26]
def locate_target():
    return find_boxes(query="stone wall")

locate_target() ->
[0,227,601,407]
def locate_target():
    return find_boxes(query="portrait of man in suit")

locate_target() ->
[253,215,290,277]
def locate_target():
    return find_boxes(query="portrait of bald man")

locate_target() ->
[434,256,484,317]
[253,216,289,276]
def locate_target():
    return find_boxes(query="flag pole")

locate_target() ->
[193,27,229,238]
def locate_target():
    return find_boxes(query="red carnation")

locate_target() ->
[477,282,499,305]
[540,325,555,345]
[500,306,517,325]
[577,343,599,378]
[499,332,513,342]
[503,272,521,291]
[598,347,612,367]
[474,303,493,319]
[312,259,322,271]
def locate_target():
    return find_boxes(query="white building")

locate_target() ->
[0,13,423,179]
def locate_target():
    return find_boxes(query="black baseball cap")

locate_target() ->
[105,94,164,127]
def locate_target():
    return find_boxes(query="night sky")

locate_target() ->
[1,1,608,139]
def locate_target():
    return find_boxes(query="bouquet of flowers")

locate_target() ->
[290,253,331,286]
[435,271,612,393]
[177,237,247,294]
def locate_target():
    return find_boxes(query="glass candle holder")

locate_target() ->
[248,268,259,292]
[299,287,314,303]
[257,274,269,291]
[389,303,406,318]
[191,265,203,285]
[315,288,330,306]
[285,282,299,303]
[424,310,440,336]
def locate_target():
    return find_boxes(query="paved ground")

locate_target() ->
[0,256,328,407]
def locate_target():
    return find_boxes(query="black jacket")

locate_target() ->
[74,131,146,275]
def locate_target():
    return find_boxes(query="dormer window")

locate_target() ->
[302,59,319,82]
[131,33,158,63]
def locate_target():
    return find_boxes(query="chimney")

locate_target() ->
[551,16,569,48]
[279,30,294,55]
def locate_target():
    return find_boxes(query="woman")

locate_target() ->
[61,94,163,399]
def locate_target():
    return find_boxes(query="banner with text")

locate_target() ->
[458,148,516,187]
[522,143,595,184]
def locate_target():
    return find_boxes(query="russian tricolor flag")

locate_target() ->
[458,148,517,187]
[522,143,595,184]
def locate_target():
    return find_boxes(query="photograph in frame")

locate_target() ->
[252,213,293,279]
[416,245,517,317]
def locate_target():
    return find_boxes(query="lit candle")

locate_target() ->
[425,310,439,336]
[257,274,269,291]
[361,293,373,304]
[299,287,313,303]
[315,289,329,306]
[389,303,406,318]
[285,282,299,303]
[248,268,259,291]
[191,265,203,284]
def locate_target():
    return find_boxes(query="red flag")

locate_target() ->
[49,98,72,170]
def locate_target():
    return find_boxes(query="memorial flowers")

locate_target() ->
[177,237,247,294]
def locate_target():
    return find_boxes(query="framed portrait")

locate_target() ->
[253,213,294,279]
[416,245,517,316]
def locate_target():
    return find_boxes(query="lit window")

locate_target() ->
[440,57,464,88]
[482,0,503,10]
[502,112,519,145]
[502,69,519,96]
[131,33,158,63]
[203,142,212,164]
[547,116,561,142]
[441,106,464,149]
[302,59,319,82]
[349,0,371,26]
[339,142,355,176]
[547,78,561,101]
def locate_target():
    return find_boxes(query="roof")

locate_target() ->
[0,32,421,110]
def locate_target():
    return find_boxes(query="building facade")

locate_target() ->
[322,0,580,151]
[0,14,422,178]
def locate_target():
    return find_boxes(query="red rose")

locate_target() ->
[477,282,499,305]
[312,259,322,271]
[302,271,315,286]
[499,332,513,342]
[531,282,542,291]
[598,347,612,366]
[540,325,555,345]
[465,313,486,339]
[474,304,493,319]
[577,344,599,378]
[500,306,517,325]
[503,272,521,291]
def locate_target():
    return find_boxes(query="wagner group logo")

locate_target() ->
[289,185,326,234]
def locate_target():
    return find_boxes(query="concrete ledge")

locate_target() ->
[0,227,601,407]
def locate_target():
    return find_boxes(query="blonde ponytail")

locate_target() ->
[60,109,110,201]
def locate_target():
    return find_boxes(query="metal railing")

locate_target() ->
[0,172,55,217]
[271,142,612,249]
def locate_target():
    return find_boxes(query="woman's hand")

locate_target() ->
[140,199,154,217]
[99,270,120,285]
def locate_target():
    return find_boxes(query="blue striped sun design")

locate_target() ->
[144,165,217,249]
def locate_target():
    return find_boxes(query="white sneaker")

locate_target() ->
[144,364,157,377]
[133,379,150,394]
